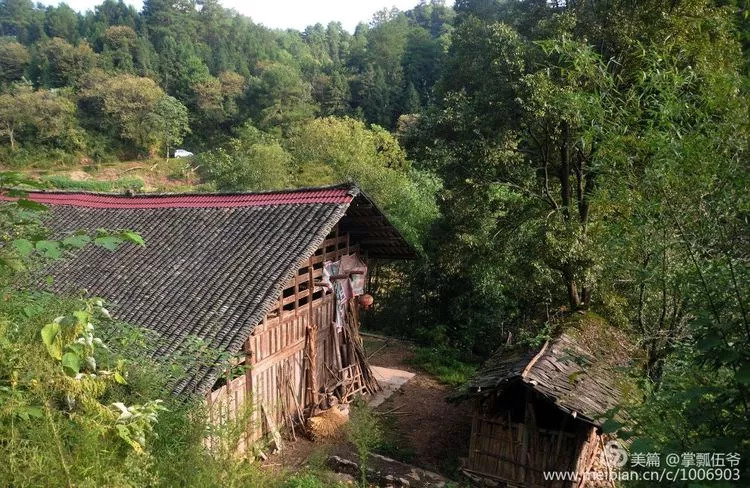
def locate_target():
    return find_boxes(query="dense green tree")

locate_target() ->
[290,116,438,246]
[0,39,29,84]
[149,94,190,159]
[325,21,348,66]
[402,27,442,106]
[319,71,351,116]
[0,83,77,150]
[79,72,173,153]
[247,62,317,135]
[92,0,138,28]
[197,124,292,190]
[100,25,138,72]
[34,37,96,88]
[43,3,79,44]
[403,0,750,359]
[0,0,41,42]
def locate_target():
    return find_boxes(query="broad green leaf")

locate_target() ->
[62,352,82,376]
[40,322,59,346]
[46,341,63,361]
[94,236,123,251]
[40,322,62,359]
[73,310,90,326]
[16,199,47,211]
[35,240,61,259]
[114,371,128,385]
[62,234,91,249]
[121,230,145,246]
[12,239,34,256]
[17,406,43,420]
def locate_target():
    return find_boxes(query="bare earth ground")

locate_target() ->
[263,335,472,481]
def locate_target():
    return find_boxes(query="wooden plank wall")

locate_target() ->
[466,408,596,487]
[206,224,360,445]
[205,373,251,454]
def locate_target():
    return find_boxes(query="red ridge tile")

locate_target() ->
[0,188,353,208]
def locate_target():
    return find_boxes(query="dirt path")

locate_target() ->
[265,335,472,481]
[363,335,472,476]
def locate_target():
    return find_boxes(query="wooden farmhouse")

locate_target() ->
[17,183,413,448]
[451,315,629,488]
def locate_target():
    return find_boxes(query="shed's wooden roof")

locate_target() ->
[452,314,630,426]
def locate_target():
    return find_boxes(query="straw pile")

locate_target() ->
[307,406,349,441]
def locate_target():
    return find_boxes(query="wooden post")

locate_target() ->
[468,399,480,470]
[306,255,316,409]
[520,388,532,484]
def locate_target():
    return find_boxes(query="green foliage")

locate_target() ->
[402,1,750,483]
[34,37,96,88]
[1,0,455,163]
[197,124,292,191]
[78,71,183,154]
[408,346,476,387]
[290,116,439,247]
[150,94,191,159]
[0,39,30,84]
[347,398,383,487]
[0,82,80,151]
[282,472,346,488]
[40,174,145,192]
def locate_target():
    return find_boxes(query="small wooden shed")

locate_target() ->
[450,315,629,487]
[14,183,414,448]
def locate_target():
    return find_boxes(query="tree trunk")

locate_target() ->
[559,122,572,223]
[8,127,15,151]
[563,267,582,310]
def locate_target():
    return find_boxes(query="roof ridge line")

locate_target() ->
[1,182,358,199]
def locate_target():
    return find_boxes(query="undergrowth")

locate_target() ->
[41,174,145,192]
[408,346,477,386]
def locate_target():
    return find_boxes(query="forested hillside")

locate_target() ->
[1,0,749,486]
[0,0,451,159]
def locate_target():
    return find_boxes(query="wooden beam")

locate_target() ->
[339,226,396,235]
[358,239,402,246]
[340,215,385,223]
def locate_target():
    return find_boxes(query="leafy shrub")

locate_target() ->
[347,398,383,487]
[289,116,440,249]
[0,146,80,169]
[408,346,476,386]
[41,175,145,192]
[197,124,292,191]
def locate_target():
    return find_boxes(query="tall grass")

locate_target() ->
[41,175,145,192]
[408,346,477,386]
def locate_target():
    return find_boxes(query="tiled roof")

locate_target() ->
[12,187,353,208]
[451,316,629,425]
[7,184,412,395]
